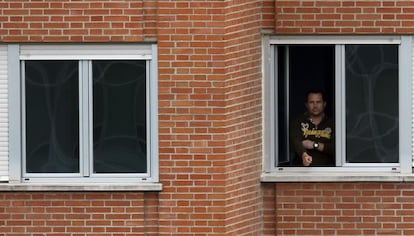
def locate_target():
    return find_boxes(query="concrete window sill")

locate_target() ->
[261,172,414,182]
[0,182,163,191]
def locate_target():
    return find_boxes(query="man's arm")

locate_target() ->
[289,119,308,161]
[319,142,333,154]
[320,119,334,155]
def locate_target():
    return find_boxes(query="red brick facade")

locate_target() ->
[0,0,413,235]
[275,183,414,235]
[273,1,414,235]
[275,0,414,34]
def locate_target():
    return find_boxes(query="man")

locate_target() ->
[290,90,334,166]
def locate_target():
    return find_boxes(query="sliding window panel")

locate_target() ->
[345,45,399,163]
[92,60,147,173]
[24,61,80,173]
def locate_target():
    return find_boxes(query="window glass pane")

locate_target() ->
[345,45,399,163]
[276,46,289,165]
[93,60,147,173]
[25,61,80,173]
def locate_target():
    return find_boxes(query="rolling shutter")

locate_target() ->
[0,46,9,181]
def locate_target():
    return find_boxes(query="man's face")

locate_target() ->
[305,93,326,117]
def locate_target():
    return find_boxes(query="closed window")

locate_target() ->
[9,44,159,183]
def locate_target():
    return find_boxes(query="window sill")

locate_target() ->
[261,172,414,182]
[0,182,163,191]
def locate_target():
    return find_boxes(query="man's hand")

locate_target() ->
[302,152,312,166]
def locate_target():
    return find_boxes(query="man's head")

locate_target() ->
[305,90,326,118]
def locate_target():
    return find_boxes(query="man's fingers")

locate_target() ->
[303,156,312,166]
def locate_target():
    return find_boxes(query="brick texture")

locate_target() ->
[2,0,414,235]
[274,183,414,235]
[0,192,151,235]
[0,0,152,42]
[157,1,228,234]
[157,0,263,234]
[222,1,263,235]
[275,0,414,34]
[1,0,267,235]
[268,1,414,235]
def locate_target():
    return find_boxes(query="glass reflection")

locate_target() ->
[25,60,80,173]
[345,45,399,163]
[93,60,147,173]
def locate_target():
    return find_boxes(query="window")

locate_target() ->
[8,44,159,183]
[263,36,413,180]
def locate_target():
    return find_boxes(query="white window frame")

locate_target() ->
[262,36,413,182]
[8,44,160,186]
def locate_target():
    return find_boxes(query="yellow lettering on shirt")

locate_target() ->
[302,129,331,139]
[301,122,332,139]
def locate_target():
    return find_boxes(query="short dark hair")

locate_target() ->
[306,89,326,102]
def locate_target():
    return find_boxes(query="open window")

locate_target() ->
[263,36,413,179]
[276,45,335,166]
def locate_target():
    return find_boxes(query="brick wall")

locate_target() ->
[275,183,414,235]
[275,0,414,34]
[269,1,414,236]
[0,0,155,42]
[222,0,263,234]
[4,0,414,235]
[0,0,269,235]
[157,1,228,234]
[0,192,160,235]
[157,0,264,234]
